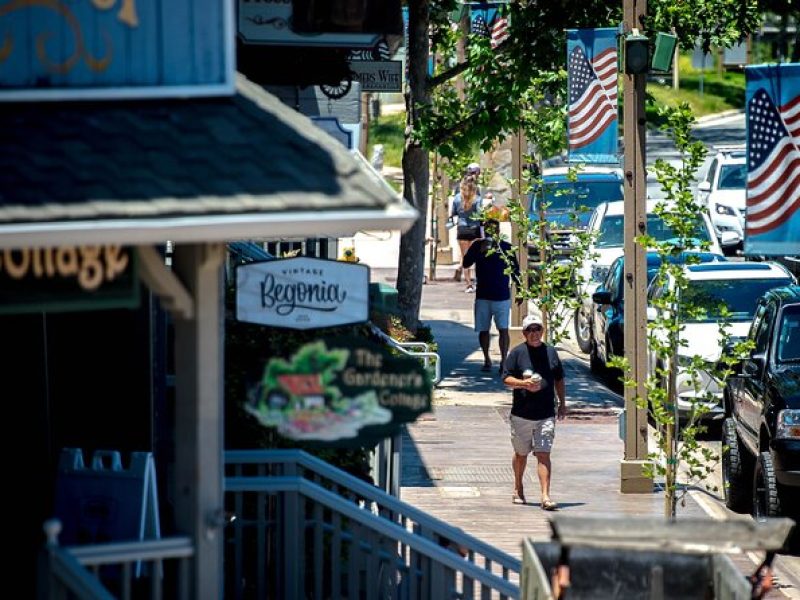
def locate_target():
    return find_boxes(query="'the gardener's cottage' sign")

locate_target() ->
[245,337,432,445]
[236,257,369,330]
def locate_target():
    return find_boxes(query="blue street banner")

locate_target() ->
[567,28,619,164]
[745,63,800,256]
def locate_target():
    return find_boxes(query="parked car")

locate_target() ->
[722,285,800,519]
[527,166,623,265]
[573,199,735,353]
[646,262,796,425]
[697,145,746,255]
[589,252,726,374]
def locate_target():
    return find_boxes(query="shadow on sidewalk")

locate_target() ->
[426,319,511,394]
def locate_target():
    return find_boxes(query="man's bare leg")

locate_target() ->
[513,452,527,502]
[498,327,509,372]
[479,330,491,368]
[535,451,552,503]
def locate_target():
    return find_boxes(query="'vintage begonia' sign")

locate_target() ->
[235,257,369,330]
[244,337,432,445]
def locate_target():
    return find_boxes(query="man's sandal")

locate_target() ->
[512,490,526,505]
[541,499,558,511]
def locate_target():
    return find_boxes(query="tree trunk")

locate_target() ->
[397,0,430,332]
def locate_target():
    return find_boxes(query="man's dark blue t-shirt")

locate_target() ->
[503,342,564,421]
[462,239,520,301]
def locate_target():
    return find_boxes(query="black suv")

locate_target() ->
[722,285,800,520]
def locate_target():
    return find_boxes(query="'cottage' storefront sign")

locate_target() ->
[235,257,369,329]
[0,245,139,314]
[245,337,432,445]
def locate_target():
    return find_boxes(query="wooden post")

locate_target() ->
[510,128,527,328]
[621,0,653,494]
[172,243,226,598]
[360,93,370,156]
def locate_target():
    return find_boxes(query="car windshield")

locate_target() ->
[681,279,794,323]
[717,163,746,190]
[777,305,799,363]
[596,214,711,249]
[531,180,622,214]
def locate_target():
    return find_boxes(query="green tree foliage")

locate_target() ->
[399,0,760,328]
[415,0,759,161]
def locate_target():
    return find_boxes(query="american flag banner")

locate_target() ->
[567,28,619,164]
[745,63,800,255]
[469,2,510,50]
[490,15,509,49]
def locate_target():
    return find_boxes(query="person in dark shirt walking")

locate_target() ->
[502,314,567,509]
[462,218,520,373]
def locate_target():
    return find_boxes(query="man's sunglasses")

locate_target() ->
[524,326,543,333]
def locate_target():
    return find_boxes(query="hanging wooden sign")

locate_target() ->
[245,336,432,446]
[235,257,369,330]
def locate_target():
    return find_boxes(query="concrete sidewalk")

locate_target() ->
[368,268,799,598]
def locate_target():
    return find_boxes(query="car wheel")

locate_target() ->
[589,338,606,376]
[753,451,781,519]
[574,306,592,354]
[721,418,753,513]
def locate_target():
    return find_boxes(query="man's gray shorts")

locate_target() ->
[510,415,555,454]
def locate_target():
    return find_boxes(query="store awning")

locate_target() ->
[0,74,417,249]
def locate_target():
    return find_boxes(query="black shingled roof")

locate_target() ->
[0,74,415,248]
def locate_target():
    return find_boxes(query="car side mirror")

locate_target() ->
[720,231,741,247]
[697,181,711,193]
[646,307,658,321]
[722,336,746,375]
[743,352,766,377]
[592,290,612,304]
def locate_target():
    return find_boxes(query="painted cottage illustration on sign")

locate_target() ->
[277,374,327,409]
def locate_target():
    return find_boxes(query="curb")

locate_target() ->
[694,109,744,124]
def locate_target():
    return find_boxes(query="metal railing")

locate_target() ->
[370,324,442,385]
[225,449,520,599]
[41,519,194,600]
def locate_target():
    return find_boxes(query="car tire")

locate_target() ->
[753,451,781,519]
[574,305,592,354]
[589,339,606,376]
[721,418,753,513]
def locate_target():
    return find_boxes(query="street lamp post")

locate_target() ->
[621,0,653,493]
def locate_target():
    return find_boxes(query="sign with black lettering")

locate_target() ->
[0,246,139,314]
[244,337,432,445]
[235,257,369,329]
[348,61,403,92]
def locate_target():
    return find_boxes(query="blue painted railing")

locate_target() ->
[224,449,520,599]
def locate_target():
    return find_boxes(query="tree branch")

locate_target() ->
[426,38,512,91]
[427,60,471,90]
[428,104,499,146]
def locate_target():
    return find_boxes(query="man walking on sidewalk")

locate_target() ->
[502,315,567,510]
[462,218,520,373]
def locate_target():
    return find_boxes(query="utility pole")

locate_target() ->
[621,0,652,493]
